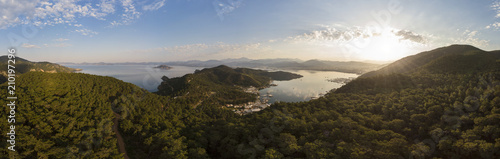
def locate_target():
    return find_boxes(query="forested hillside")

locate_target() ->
[0,56,79,83]
[0,71,239,158]
[156,65,302,106]
[361,45,500,77]
[1,45,499,158]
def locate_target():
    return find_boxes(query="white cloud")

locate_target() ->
[143,0,166,11]
[0,0,38,29]
[394,30,426,44]
[0,0,119,28]
[54,38,69,42]
[110,0,141,26]
[486,22,500,29]
[289,25,429,47]
[212,0,244,20]
[0,0,162,30]
[21,43,41,48]
[290,26,372,45]
[492,1,500,18]
[98,0,116,14]
[75,28,98,37]
[32,0,113,25]
[453,29,489,47]
[486,1,500,30]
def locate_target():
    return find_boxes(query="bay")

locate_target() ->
[260,70,358,103]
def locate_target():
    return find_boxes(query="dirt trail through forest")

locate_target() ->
[113,113,130,159]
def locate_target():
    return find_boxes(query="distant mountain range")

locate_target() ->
[62,58,383,74]
[165,58,383,74]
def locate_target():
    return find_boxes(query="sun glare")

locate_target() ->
[359,30,411,61]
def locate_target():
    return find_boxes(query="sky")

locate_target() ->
[1,0,500,63]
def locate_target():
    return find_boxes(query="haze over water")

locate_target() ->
[64,65,202,92]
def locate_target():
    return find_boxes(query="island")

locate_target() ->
[153,64,172,70]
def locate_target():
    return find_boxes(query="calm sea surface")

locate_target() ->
[63,65,357,103]
[63,65,203,92]
[259,70,358,103]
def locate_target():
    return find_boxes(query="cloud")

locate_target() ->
[453,29,489,47]
[98,0,116,14]
[21,43,41,48]
[394,30,426,44]
[0,0,118,28]
[486,1,500,30]
[290,25,429,46]
[492,1,500,18]
[289,25,391,48]
[0,0,163,30]
[292,27,366,43]
[486,22,500,29]
[212,0,244,20]
[110,0,141,26]
[54,38,69,42]
[75,28,98,37]
[32,0,113,25]
[143,0,166,11]
[0,0,38,29]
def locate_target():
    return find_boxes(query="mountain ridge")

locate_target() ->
[360,44,500,78]
[0,55,80,83]
[336,44,500,94]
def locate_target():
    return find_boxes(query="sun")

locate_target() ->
[359,29,412,61]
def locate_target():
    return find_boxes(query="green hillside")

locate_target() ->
[156,65,302,105]
[361,45,500,77]
[0,56,79,83]
[337,45,500,94]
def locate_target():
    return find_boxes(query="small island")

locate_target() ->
[153,65,172,70]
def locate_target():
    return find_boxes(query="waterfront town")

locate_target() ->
[224,86,273,115]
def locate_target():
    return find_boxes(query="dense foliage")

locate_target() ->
[156,65,302,106]
[0,72,137,158]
